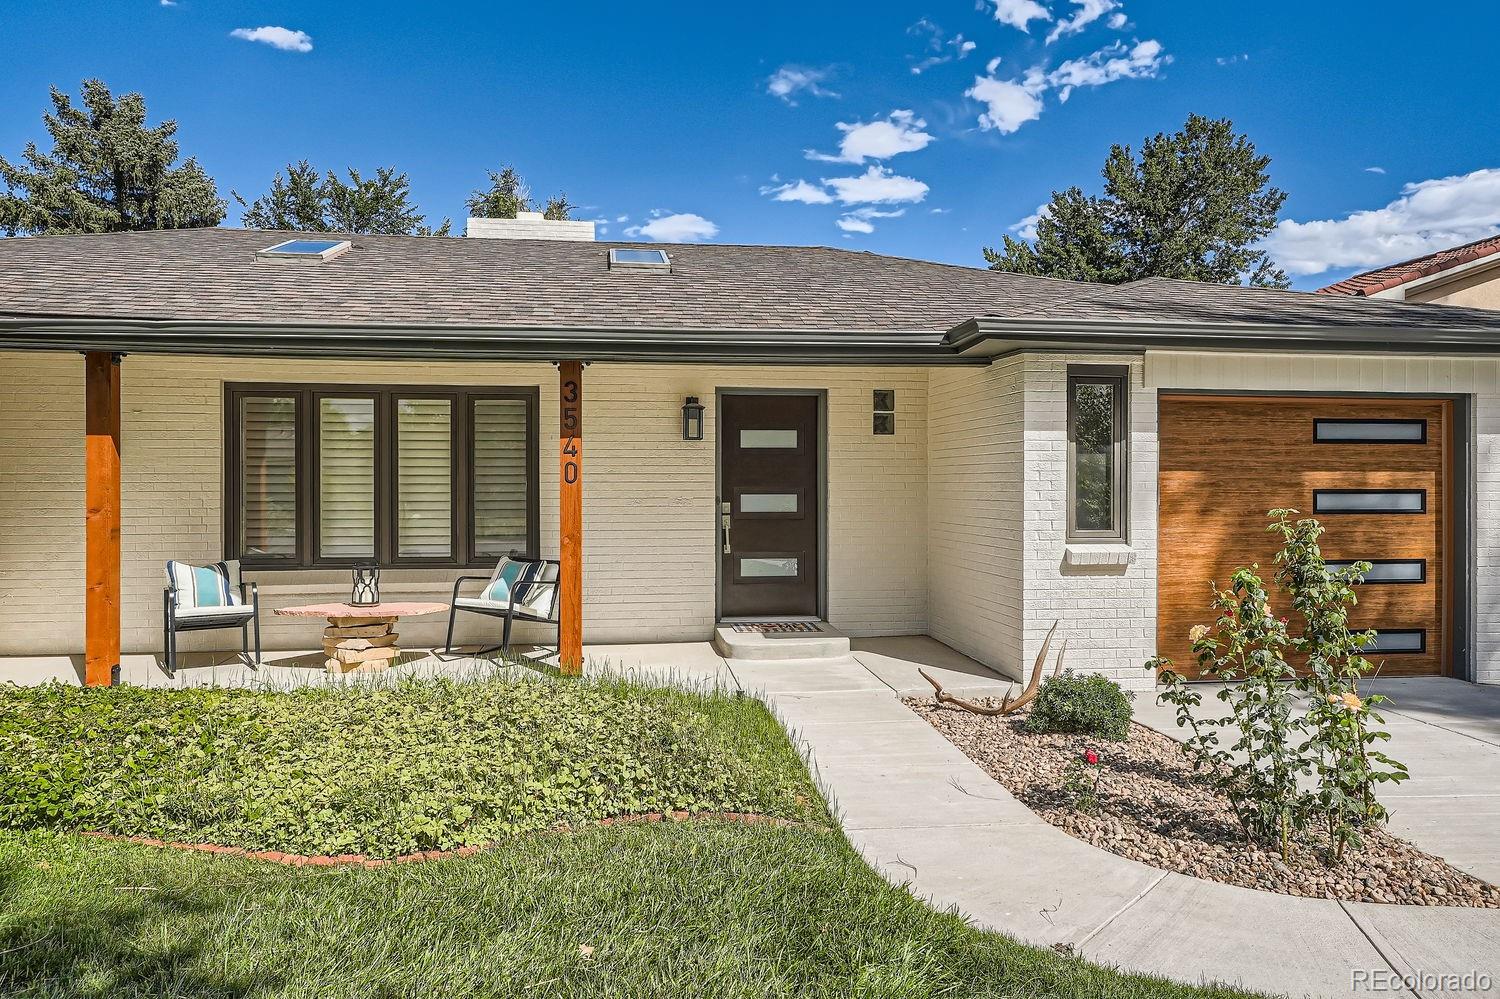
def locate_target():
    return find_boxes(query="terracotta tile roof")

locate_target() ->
[1317,234,1500,297]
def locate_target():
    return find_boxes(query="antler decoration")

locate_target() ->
[920,620,1065,715]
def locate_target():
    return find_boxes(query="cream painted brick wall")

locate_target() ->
[926,359,1026,680]
[1146,350,1500,686]
[0,352,926,656]
[1021,354,1158,692]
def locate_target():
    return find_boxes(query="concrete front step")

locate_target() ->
[711,622,850,662]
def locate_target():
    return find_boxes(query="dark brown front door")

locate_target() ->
[719,393,820,618]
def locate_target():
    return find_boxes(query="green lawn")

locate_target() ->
[0,676,1263,998]
[0,825,1261,999]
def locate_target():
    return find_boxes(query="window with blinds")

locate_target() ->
[238,396,297,559]
[397,398,453,558]
[473,399,529,557]
[225,385,536,568]
[319,397,376,559]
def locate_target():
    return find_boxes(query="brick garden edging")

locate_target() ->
[78,811,801,869]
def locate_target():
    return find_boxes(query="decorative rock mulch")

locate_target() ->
[78,811,801,869]
[905,698,1500,908]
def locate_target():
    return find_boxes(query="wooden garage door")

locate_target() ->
[1158,395,1450,679]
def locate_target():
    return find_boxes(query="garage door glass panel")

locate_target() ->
[1327,559,1426,583]
[1313,490,1426,514]
[1314,419,1427,444]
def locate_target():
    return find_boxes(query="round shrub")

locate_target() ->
[1023,670,1133,741]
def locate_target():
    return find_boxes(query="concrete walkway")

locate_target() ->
[728,649,1500,999]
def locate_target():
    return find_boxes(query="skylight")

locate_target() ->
[608,247,671,272]
[257,238,352,260]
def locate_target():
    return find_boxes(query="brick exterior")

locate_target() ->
[0,353,927,656]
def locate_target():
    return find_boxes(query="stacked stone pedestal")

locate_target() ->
[323,616,401,672]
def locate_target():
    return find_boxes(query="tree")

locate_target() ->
[0,78,225,236]
[466,165,574,221]
[235,161,451,236]
[986,114,1289,288]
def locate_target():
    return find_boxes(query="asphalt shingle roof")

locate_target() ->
[1317,234,1500,297]
[4,228,1500,339]
[0,227,1093,334]
[989,275,1500,331]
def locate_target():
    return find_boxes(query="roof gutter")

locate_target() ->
[947,316,1500,356]
[0,316,988,366]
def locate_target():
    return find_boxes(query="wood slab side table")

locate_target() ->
[272,602,449,673]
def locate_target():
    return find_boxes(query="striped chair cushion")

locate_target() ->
[481,557,533,603]
[514,562,559,621]
[166,560,250,619]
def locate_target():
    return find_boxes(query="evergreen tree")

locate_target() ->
[986,114,1289,288]
[235,162,450,235]
[0,78,225,236]
[466,166,574,221]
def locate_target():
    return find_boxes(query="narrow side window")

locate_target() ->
[1066,369,1128,542]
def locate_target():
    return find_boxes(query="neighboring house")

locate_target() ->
[4,217,1500,691]
[1319,233,1500,307]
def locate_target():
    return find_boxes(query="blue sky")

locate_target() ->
[3,0,1499,289]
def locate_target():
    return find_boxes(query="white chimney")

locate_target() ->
[465,211,596,241]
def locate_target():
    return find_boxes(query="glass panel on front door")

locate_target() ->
[740,429,798,449]
[739,556,800,578]
[740,493,799,514]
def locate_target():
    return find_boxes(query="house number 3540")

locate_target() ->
[561,378,581,484]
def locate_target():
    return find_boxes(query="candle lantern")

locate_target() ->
[681,396,705,441]
[351,563,381,606]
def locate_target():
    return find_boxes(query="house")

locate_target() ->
[1319,233,1500,308]
[3,216,1500,690]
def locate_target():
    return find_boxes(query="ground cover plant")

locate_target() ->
[0,824,1268,999]
[0,674,819,858]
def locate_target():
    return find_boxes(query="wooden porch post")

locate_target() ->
[558,361,584,675]
[84,352,122,687]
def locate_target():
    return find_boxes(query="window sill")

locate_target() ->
[1063,543,1137,567]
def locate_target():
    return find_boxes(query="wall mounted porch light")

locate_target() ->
[682,396,705,441]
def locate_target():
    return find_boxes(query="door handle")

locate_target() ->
[720,501,732,555]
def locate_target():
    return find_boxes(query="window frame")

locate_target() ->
[224,382,539,570]
[1065,366,1129,543]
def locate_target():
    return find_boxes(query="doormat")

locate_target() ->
[730,622,820,633]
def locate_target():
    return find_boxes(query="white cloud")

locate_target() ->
[835,207,905,234]
[1046,0,1120,44]
[624,212,720,242]
[966,71,1047,133]
[988,0,1052,32]
[1011,202,1052,241]
[985,56,1003,74]
[1364,166,1386,175]
[806,110,935,164]
[160,0,177,6]
[908,20,979,74]
[766,65,836,104]
[230,26,313,52]
[968,39,1166,132]
[1265,168,1500,276]
[761,179,835,204]
[1107,11,1128,28]
[1048,39,1167,101]
[824,165,929,205]
[1215,53,1249,66]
